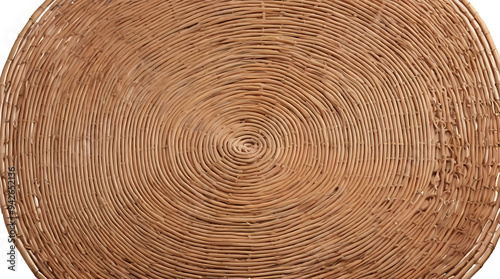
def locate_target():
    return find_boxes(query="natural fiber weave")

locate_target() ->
[1,0,500,278]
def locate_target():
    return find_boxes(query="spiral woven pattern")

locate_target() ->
[2,0,500,278]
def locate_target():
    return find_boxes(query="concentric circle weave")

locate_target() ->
[2,0,500,278]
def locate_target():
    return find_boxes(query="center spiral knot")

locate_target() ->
[233,135,259,154]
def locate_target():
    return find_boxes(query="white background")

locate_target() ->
[0,0,499,278]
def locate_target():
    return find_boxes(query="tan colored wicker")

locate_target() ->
[1,0,500,278]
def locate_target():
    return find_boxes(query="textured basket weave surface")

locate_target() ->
[2,0,500,278]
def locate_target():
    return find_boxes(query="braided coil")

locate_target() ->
[1,0,500,278]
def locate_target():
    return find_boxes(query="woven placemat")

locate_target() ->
[1,0,500,278]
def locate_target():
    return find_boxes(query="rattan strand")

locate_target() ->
[1,0,500,278]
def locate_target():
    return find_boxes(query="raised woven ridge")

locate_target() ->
[1,0,500,278]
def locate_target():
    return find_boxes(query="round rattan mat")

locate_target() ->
[2,0,500,278]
